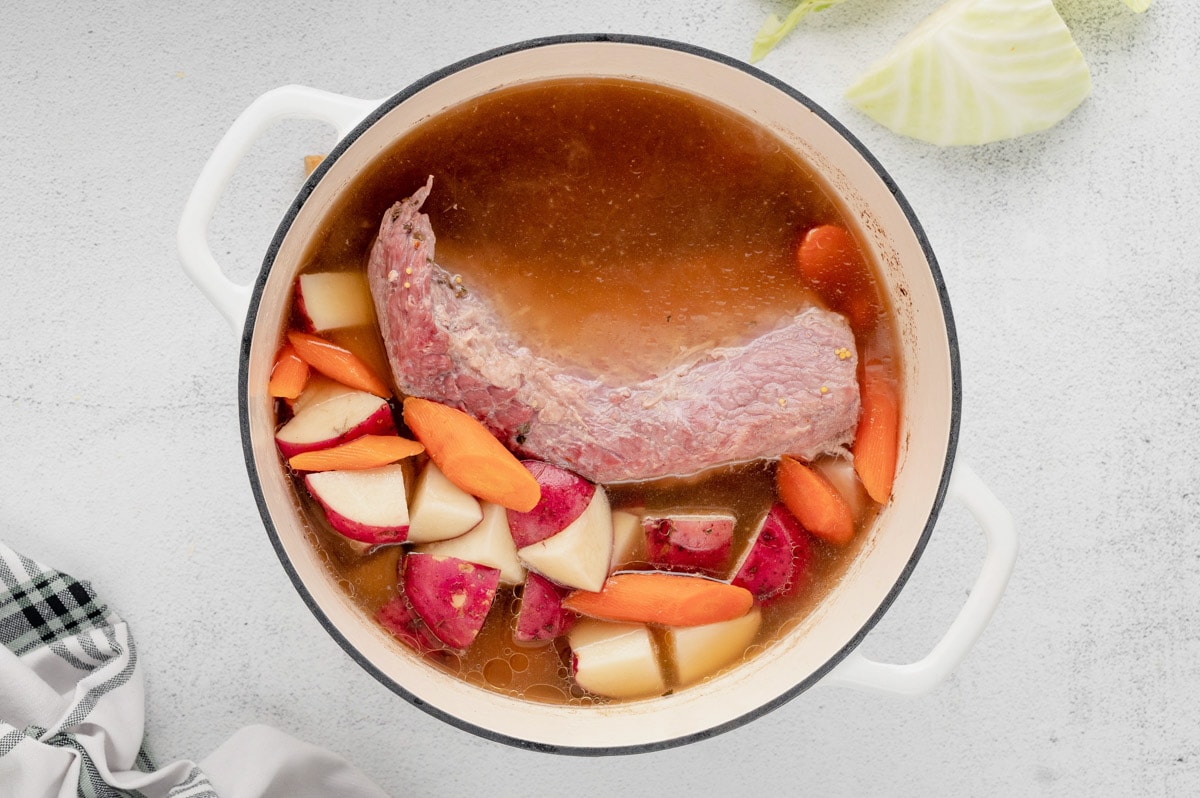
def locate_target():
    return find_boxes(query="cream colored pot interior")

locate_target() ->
[243,39,954,751]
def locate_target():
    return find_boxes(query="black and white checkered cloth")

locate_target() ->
[0,543,388,798]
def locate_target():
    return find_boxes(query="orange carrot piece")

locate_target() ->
[327,326,392,395]
[287,330,391,398]
[853,365,900,504]
[796,224,880,335]
[843,292,880,336]
[563,572,753,628]
[402,397,540,512]
[776,455,856,546]
[796,225,862,284]
[303,154,325,175]
[287,434,424,472]
[268,344,310,400]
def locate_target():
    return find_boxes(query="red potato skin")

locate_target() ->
[731,503,814,603]
[302,479,409,546]
[643,515,734,576]
[514,572,576,643]
[376,594,446,657]
[506,460,596,549]
[274,403,396,458]
[731,504,795,602]
[402,553,501,652]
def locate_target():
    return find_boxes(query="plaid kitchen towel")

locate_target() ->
[0,542,389,798]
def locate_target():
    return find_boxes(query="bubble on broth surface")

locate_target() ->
[522,683,569,703]
[483,657,514,688]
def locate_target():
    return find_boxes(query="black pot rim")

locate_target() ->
[238,32,961,757]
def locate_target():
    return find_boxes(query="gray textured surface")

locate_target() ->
[2,1,1197,795]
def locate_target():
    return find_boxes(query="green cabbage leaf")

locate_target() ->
[750,1,849,63]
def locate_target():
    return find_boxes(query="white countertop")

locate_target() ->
[3,2,1197,795]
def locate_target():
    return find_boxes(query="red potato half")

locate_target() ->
[517,485,613,592]
[568,620,665,699]
[296,271,377,332]
[667,606,762,686]
[730,503,808,603]
[402,553,501,652]
[643,513,735,576]
[304,464,409,546]
[376,592,445,656]
[275,390,395,458]
[507,461,596,548]
[405,460,484,544]
[514,572,576,644]
[417,502,525,586]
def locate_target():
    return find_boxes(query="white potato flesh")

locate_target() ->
[305,464,409,527]
[275,391,390,451]
[813,456,869,520]
[667,607,762,686]
[298,271,376,331]
[290,374,358,416]
[518,486,613,592]
[608,509,644,572]
[406,461,484,543]
[568,620,665,699]
[416,502,525,585]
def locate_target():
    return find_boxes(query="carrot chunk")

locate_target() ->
[303,154,325,175]
[563,572,753,628]
[796,225,861,283]
[776,455,856,546]
[287,330,391,398]
[268,344,310,400]
[853,364,900,504]
[402,397,541,512]
[795,224,881,335]
[288,434,423,472]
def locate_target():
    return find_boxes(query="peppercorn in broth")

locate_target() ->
[285,77,900,704]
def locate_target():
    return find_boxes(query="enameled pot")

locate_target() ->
[178,34,1017,755]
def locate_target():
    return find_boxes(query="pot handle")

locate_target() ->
[177,85,379,332]
[822,460,1017,696]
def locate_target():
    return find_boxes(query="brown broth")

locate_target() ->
[288,77,899,704]
[304,79,844,381]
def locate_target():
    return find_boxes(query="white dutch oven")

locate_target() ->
[178,34,1017,755]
